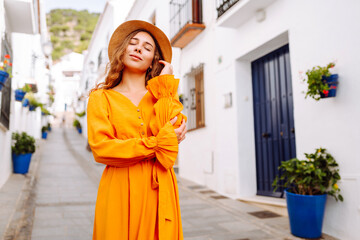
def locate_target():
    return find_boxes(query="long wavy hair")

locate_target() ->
[90,29,164,93]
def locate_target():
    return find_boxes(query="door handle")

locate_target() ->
[280,131,283,136]
[262,132,270,138]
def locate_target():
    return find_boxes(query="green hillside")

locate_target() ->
[46,9,100,61]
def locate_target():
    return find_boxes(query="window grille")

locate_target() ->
[170,0,203,40]
[216,0,239,18]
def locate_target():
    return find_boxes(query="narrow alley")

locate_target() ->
[1,126,326,240]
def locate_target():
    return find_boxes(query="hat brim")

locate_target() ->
[108,20,172,63]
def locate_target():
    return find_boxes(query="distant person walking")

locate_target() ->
[87,20,187,240]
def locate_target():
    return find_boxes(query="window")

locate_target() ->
[183,63,205,130]
[97,48,108,68]
[169,0,205,48]
[0,34,12,130]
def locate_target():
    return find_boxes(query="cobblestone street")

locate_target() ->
[0,127,337,240]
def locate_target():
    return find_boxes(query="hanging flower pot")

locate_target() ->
[22,98,29,107]
[303,62,338,101]
[0,70,9,91]
[15,89,26,102]
[29,105,36,111]
[320,74,338,99]
[77,127,82,134]
[0,55,12,91]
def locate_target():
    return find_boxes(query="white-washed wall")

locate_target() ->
[96,0,360,238]
[178,0,360,239]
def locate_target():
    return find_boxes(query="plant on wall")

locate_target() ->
[302,62,338,101]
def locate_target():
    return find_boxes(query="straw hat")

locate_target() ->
[108,20,172,63]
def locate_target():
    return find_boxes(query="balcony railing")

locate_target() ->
[170,0,205,48]
[216,0,239,18]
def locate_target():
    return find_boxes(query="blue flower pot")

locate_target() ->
[77,127,82,134]
[285,189,327,239]
[12,153,32,174]
[320,74,338,98]
[0,70,9,91]
[47,126,52,131]
[29,105,36,111]
[22,98,29,107]
[42,132,48,139]
[15,89,26,101]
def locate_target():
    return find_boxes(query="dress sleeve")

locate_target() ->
[146,74,187,169]
[87,90,178,168]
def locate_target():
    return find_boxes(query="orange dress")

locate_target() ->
[87,75,186,240]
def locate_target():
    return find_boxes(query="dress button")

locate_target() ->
[137,109,140,112]
[141,131,145,135]
[141,123,144,126]
[138,116,141,119]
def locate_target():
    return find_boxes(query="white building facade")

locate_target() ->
[0,0,51,189]
[79,0,135,138]
[86,0,360,239]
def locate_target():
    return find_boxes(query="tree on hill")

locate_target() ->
[47,9,100,62]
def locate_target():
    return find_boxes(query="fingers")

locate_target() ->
[179,121,187,139]
[179,134,186,144]
[159,60,173,75]
[175,119,187,143]
[170,116,178,125]
[177,119,186,132]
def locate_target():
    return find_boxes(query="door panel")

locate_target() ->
[251,44,296,197]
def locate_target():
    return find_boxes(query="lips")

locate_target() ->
[130,54,142,61]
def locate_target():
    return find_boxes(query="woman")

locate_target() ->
[87,20,187,240]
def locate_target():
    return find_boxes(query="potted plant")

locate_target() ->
[41,106,51,116]
[47,122,52,132]
[15,84,31,102]
[303,62,338,101]
[11,132,36,174]
[75,110,86,117]
[41,126,48,139]
[0,54,12,91]
[179,94,184,104]
[25,92,41,111]
[273,148,343,239]
[73,119,82,134]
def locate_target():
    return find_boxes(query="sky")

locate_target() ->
[45,0,107,13]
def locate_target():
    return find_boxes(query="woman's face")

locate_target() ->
[123,31,156,73]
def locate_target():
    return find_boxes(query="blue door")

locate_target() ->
[251,44,296,197]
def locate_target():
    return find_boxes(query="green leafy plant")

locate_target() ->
[12,132,36,155]
[73,119,82,129]
[41,126,48,133]
[16,84,32,93]
[75,111,86,117]
[272,148,343,202]
[41,106,51,115]
[25,92,42,109]
[303,62,335,101]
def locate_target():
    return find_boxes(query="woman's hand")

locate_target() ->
[159,60,173,75]
[170,116,187,144]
